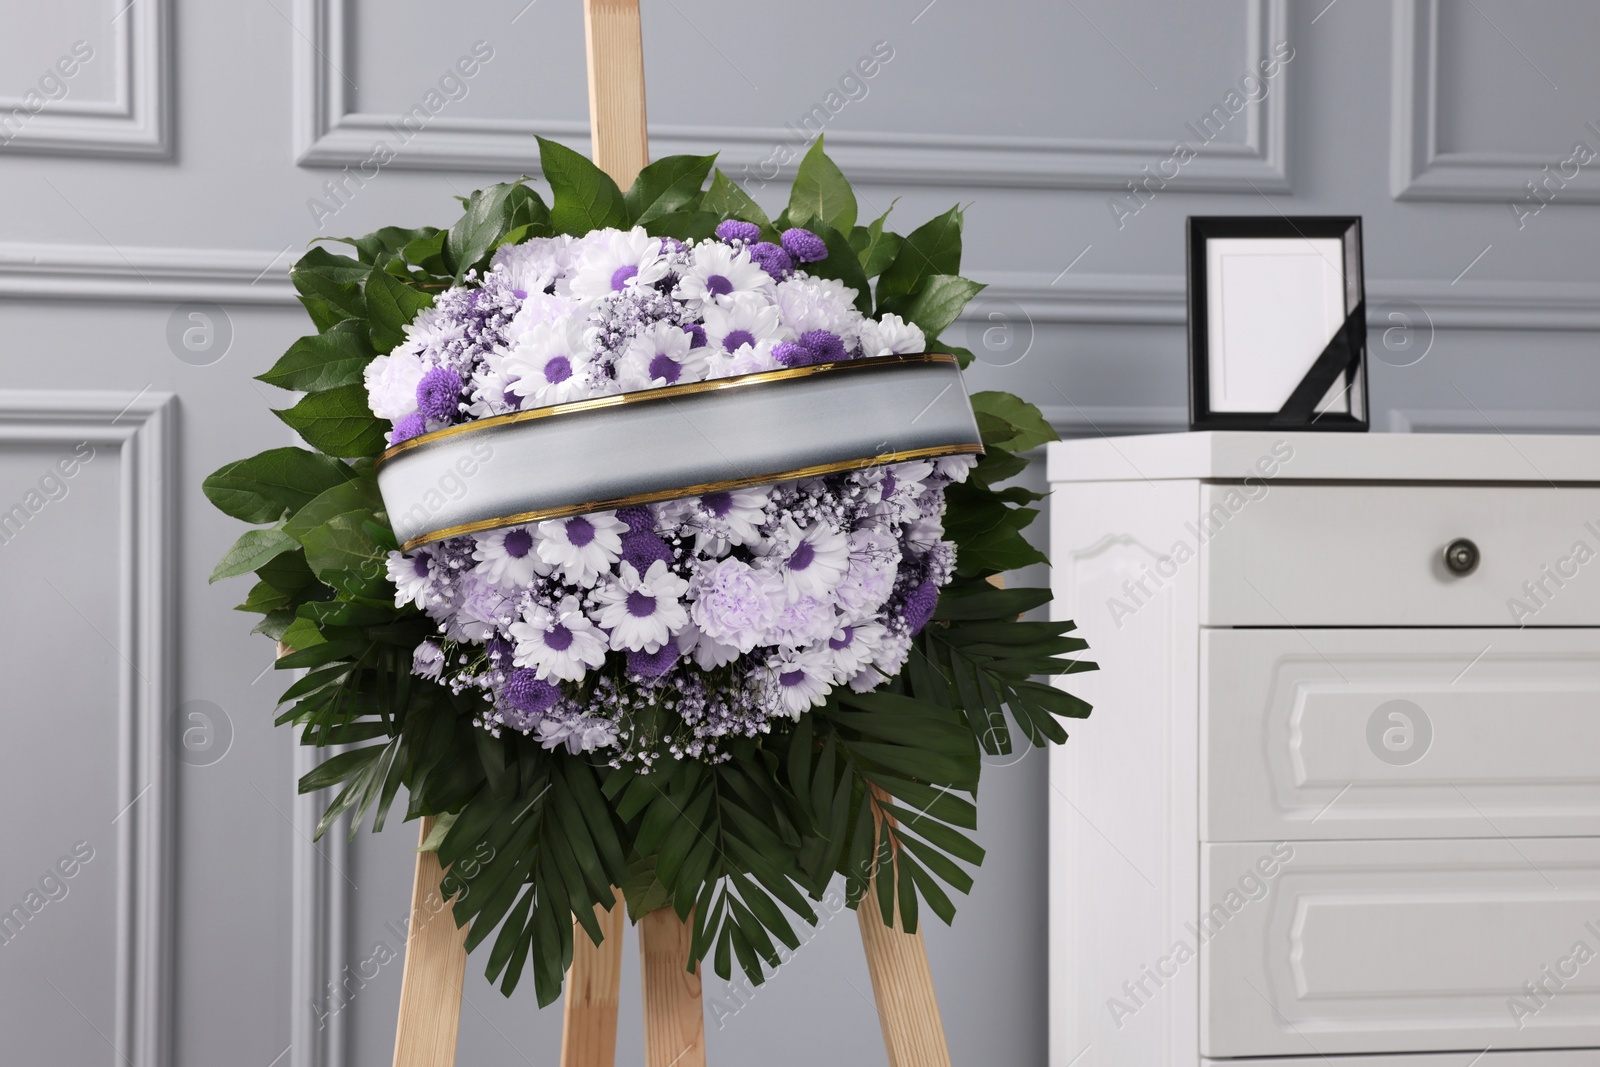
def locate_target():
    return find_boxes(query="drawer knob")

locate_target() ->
[1444,537,1480,576]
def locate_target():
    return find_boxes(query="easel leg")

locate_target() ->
[392,817,469,1067]
[561,889,626,1067]
[857,902,953,1067]
[639,908,706,1067]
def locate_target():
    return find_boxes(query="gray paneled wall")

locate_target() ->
[1,1,1596,1065]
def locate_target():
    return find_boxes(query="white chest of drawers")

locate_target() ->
[1047,431,1600,1067]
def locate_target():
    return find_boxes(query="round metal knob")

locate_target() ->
[1443,538,1479,576]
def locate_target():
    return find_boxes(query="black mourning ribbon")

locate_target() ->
[1269,300,1365,426]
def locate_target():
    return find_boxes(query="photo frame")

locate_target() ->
[1186,216,1369,432]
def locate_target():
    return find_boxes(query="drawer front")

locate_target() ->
[1199,484,1600,626]
[1202,628,1600,841]
[1202,838,1600,1058]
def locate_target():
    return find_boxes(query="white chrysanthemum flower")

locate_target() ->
[857,312,925,356]
[506,290,582,334]
[473,525,547,588]
[510,595,608,682]
[491,235,577,299]
[535,512,626,586]
[594,560,691,652]
[935,454,978,482]
[765,647,834,717]
[364,348,428,421]
[676,241,774,307]
[387,549,435,608]
[816,620,886,682]
[569,227,669,303]
[759,518,851,602]
[451,571,519,642]
[688,487,769,553]
[773,275,861,337]
[689,556,784,653]
[502,318,595,406]
[614,321,711,390]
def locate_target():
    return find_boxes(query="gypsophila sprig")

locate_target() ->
[206,135,1094,1007]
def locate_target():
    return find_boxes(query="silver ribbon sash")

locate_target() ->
[375,353,984,550]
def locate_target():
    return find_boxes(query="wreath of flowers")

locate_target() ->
[208,136,1094,1005]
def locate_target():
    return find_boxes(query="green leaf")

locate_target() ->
[970,391,1058,452]
[643,211,720,243]
[291,246,367,330]
[876,206,964,307]
[539,137,627,235]
[402,229,449,274]
[284,476,384,543]
[850,208,903,278]
[210,527,296,583]
[701,169,773,234]
[274,385,389,458]
[446,181,550,280]
[879,274,985,341]
[625,154,716,226]
[323,226,440,266]
[203,447,356,524]
[256,320,376,394]
[786,136,856,235]
[365,270,436,354]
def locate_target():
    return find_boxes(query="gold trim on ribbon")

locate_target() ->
[399,442,984,551]
[375,352,961,470]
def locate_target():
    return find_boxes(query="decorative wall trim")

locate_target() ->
[291,744,349,1067]
[292,0,1289,192]
[1390,0,1597,203]
[0,389,176,1067]
[1385,407,1600,434]
[0,0,171,158]
[0,243,297,304]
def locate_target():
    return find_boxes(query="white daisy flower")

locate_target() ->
[594,560,691,652]
[688,487,769,553]
[465,357,520,418]
[535,512,626,586]
[857,312,926,357]
[935,455,978,482]
[773,275,861,337]
[387,549,435,608]
[702,297,786,356]
[473,525,547,588]
[759,518,851,602]
[568,227,669,303]
[765,647,834,718]
[614,321,711,390]
[510,595,609,682]
[816,620,885,682]
[364,348,428,421]
[676,241,774,307]
[502,318,595,406]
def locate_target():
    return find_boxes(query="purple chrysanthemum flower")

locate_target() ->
[415,366,462,422]
[715,219,760,244]
[902,580,939,636]
[660,237,688,255]
[617,506,655,533]
[773,341,811,368]
[781,228,827,263]
[391,412,427,444]
[628,644,679,678]
[504,669,560,713]
[799,329,847,363]
[621,531,673,571]
[748,241,794,282]
[683,324,707,349]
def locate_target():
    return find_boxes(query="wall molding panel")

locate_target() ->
[0,0,171,158]
[292,0,1289,192]
[1390,0,1598,203]
[0,390,176,1067]
[0,243,298,305]
[290,744,350,1067]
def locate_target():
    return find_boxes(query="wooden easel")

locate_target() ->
[390,3,953,1063]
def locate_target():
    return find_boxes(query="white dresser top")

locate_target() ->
[1047,430,1600,484]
